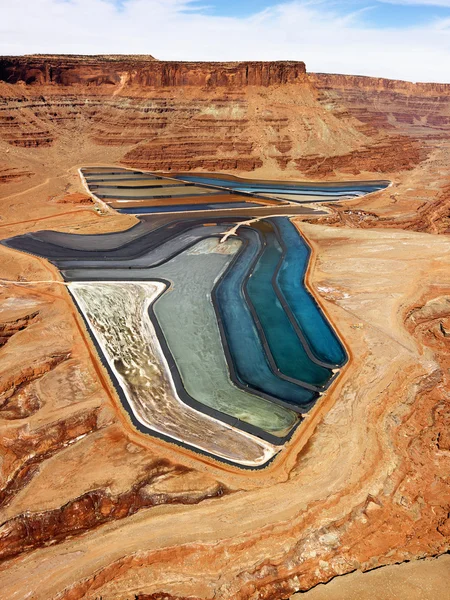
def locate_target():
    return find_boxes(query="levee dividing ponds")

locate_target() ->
[1,167,389,467]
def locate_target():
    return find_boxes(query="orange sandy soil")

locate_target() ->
[0,172,449,598]
[0,59,449,599]
[294,554,450,600]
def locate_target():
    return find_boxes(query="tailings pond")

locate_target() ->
[1,167,390,467]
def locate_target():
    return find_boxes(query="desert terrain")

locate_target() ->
[0,55,449,599]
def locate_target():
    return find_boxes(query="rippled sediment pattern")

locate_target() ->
[70,281,277,467]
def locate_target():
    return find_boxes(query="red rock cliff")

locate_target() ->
[0,56,432,175]
[311,72,450,138]
[0,55,306,87]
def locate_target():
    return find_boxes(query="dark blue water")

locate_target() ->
[215,228,317,409]
[237,189,362,197]
[246,224,333,387]
[273,217,347,367]
[118,201,261,214]
[174,175,388,196]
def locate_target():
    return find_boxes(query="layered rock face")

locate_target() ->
[0,55,305,87]
[0,54,422,174]
[1,55,450,599]
[311,73,450,139]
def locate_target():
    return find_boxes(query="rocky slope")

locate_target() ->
[0,55,421,175]
[310,73,450,139]
[0,55,449,599]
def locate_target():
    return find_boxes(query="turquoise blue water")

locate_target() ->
[246,223,332,387]
[215,228,317,409]
[274,217,346,367]
[3,168,356,458]
[149,238,298,435]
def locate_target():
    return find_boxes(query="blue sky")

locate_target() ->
[195,0,276,17]
[206,0,450,25]
[2,0,450,82]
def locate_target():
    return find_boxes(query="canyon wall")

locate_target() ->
[0,55,425,176]
[310,72,450,138]
[1,56,450,599]
[2,55,450,231]
[0,56,306,87]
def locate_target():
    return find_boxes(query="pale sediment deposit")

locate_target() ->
[0,55,449,599]
[70,280,277,466]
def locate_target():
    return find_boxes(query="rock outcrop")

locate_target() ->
[0,55,425,174]
[310,73,450,139]
[1,225,449,600]
[0,55,450,600]
[0,56,305,87]
[0,164,33,184]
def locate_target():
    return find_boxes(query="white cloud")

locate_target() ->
[1,0,450,82]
